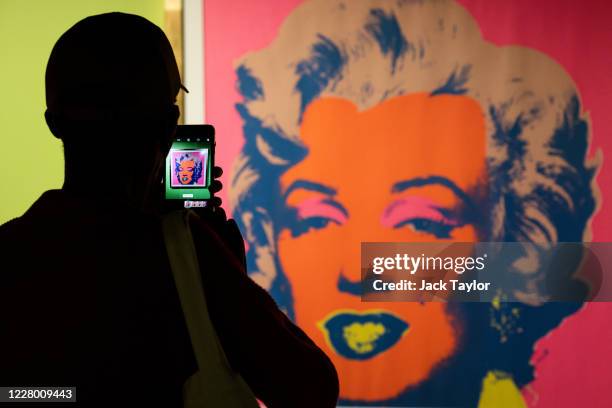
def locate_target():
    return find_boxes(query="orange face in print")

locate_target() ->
[178,159,196,185]
[278,93,488,400]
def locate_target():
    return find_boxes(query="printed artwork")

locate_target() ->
[170,150,207,187]
[203,0,612,406]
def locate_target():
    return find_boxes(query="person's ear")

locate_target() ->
[44,109,63,140]
[159,105,180,153]
[168,104,179,128]
[164,104,180,137]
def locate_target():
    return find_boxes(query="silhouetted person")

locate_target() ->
[0,13,338,407]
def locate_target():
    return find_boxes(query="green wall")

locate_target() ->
[0,0,166,224]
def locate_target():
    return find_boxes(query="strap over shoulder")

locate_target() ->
[162,209,259,408]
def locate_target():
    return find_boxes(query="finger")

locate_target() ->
[209,203,227,222]
[210,180,223,194]
[211,196,223,208]
[213,166,223,179]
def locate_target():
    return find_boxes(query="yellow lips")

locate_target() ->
[343,322,386,354]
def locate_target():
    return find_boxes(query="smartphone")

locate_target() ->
[164,124,215,208]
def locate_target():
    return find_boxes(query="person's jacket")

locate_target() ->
[0,190,339,407]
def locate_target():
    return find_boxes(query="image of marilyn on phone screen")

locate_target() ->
[170,150,207,187]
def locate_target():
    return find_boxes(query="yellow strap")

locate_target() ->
[162,210,259,408]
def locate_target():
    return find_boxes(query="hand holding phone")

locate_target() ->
[164,125,215,209]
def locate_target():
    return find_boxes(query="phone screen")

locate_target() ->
[164,125,215,206]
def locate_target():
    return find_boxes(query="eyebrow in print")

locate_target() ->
[392,176,476,211]
[284,179,349,218]
[283,179,337,199]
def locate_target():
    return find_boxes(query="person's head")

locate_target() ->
[44,12,183,207]
[230,0,600,404]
